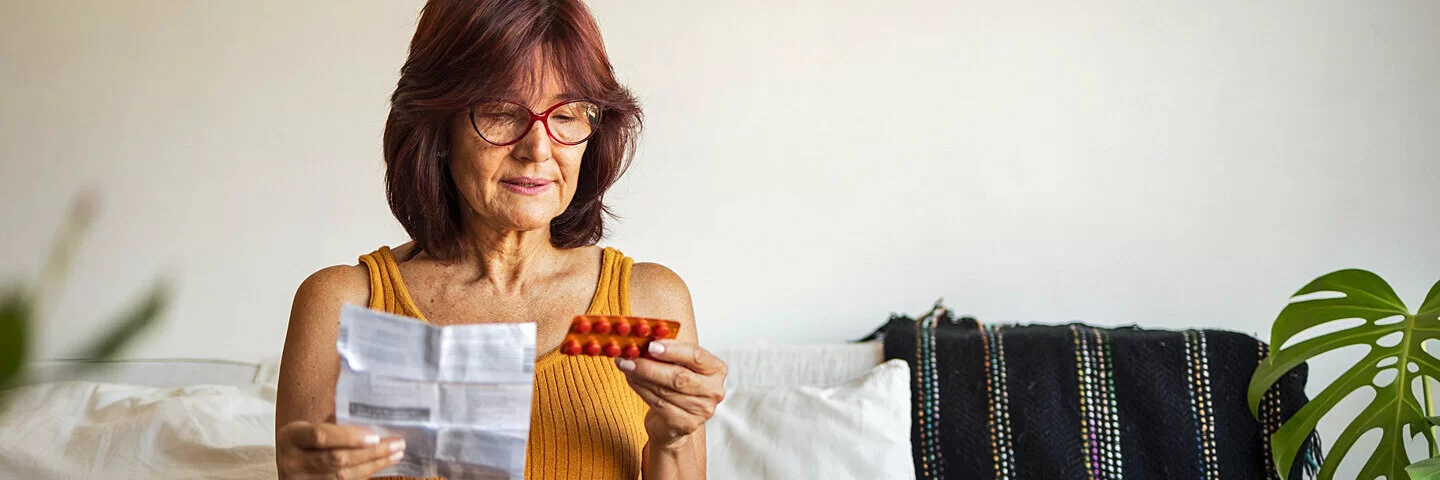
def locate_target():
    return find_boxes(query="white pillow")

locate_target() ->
[705,359,915,480]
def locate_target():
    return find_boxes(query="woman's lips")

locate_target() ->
[500,177,553,195]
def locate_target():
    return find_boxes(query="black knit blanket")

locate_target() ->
[867,308,1320,480]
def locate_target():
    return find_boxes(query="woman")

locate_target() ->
[274,1,724,478]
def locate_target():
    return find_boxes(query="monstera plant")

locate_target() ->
[0,193,168,406]
[1250,269,1440,479]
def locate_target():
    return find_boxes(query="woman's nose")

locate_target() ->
[511,119,553,163]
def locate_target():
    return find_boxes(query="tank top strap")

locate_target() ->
[586,247,633,316]
[358,246,426,320]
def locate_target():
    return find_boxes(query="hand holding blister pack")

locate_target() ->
[335,304,535,479]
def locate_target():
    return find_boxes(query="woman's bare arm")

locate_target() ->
[272,265,407,478]
[630,262,713,480]
[276,264,370,427]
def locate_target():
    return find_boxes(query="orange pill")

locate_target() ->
[584,342,602,356]
[653,325,670,338]
[614,322,632,336]
[604,343,621,357]
[562,340,582,355]
[594,321,611,334]
[622,344,641,359]
[574,321,592,334]
[634,324,652,337]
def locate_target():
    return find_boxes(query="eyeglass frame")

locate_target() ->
[468,99,602,147]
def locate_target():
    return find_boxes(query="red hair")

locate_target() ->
[383,0,642,260]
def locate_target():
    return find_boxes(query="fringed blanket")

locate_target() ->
[867,306,1321,479]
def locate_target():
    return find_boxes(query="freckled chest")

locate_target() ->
[395,253,601,355]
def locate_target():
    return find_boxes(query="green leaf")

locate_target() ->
[0,288,32,393]
[1408,456,1440,480]
[1249,270,1440,480]
[73,282,168,363]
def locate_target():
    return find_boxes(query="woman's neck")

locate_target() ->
[455,218,563,291]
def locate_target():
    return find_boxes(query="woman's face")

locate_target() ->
[448,73,588,235]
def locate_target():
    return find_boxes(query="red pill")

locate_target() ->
[622,345,641,359]
[634,324,652,337]
[562,340,582,355]
[594,321,611,334]
[574,320,592,334]
[584,342,602,356]
[604,343,622,357]
[653,325,671,338]
[614,322,632,336]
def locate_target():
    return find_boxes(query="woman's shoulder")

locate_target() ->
[630,261,686,293]
[294,244,403,308]
[627,260,694,327]
[293,263,370,309]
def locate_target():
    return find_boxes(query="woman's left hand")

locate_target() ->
[617,340,728,448]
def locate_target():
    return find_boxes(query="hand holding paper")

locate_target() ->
[335,305,536,479]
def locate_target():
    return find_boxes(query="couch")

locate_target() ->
[1,343,911,479]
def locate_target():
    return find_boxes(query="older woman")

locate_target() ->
[273,1,724,478]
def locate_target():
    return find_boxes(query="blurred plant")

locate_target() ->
[1249,269,1440,479]
[0,192,169,405]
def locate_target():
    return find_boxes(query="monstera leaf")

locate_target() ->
[1250,269,1440,480]
[1410,454,1440,480]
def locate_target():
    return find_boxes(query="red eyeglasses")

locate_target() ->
[469,100,601,146]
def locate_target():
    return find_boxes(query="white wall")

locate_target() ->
[3,0,1438,365]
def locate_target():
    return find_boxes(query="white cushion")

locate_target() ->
[705,359,915,480]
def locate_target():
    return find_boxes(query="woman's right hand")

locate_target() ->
[276,420,406,479]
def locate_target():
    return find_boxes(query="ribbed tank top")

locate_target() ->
[358,246,648,479]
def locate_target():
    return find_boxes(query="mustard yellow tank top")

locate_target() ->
[359,246,648,480]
